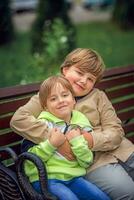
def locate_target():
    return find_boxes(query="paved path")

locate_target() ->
[13,12,36,31]
[69,4,112,23]
[13,4,112,31]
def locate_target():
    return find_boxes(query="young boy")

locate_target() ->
[22,75,110,200]
[11,48,134,199]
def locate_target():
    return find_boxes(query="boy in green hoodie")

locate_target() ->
[22,75,110,200]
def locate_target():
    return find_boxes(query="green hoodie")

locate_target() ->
[25,110,93,183]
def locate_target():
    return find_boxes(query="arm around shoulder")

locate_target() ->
[10,94,50,144]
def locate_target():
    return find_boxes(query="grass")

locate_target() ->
[76,21,134,67]
[0,32,33,87]
[0,20,134,88]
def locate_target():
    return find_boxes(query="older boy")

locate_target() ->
[11,48,134,199]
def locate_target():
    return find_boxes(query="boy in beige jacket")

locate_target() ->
[10,48,134,199]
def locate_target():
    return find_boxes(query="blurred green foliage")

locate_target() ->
[0,21,134,88]
[30,18,75,83]
[31,0,76,53]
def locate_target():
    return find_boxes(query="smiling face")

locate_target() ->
[46,82,75,123]
[60,48,105,96]
[62,65,96,97]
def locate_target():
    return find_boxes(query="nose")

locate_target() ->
[58,96,64,103]
[80,75,87,85]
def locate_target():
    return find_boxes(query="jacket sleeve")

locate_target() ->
[92,91,124,152]
[69,135,93,168]
[28,139,57,162]
[10,94,50,144]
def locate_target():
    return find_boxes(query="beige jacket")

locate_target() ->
[10,88,134,172]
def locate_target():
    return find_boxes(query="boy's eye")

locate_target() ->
[50,97,56,101]
[76,70,83,76]
[63,93,69,97]
[88,77,96,83]
[88,77,92,81]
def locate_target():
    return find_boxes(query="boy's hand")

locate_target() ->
[49,128,66,148]
[81,130,93,148]
[66,128,81,141]
[58,140,76,160]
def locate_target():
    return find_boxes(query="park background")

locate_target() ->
[0,0,134,88]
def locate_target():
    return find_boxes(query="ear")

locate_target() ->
[62,66,68,76]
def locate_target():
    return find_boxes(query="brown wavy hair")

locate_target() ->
[60,48,105,82]
[39,75,75,108]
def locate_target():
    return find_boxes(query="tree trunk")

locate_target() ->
[112,0,134,30]
[0,0,14,45]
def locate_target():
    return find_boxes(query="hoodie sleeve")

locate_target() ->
[28,139,57,162]
[69,135,93,168]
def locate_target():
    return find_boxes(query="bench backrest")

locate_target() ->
[0,83,40,162]
[0,65,134,163]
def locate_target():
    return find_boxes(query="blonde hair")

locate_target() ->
[39,75,74,108]
[60,48,105,82]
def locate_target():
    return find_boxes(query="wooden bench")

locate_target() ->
[0,65,134,199]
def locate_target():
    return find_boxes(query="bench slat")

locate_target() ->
[127,137,134,143]
[0,115,12,129]
[123,123,134,134]
[0,83,40,100]
[0,98,30,115]
[103,65,134,78]
[113,98,134,111]
[0,131,22,146]
[106,85,134,99]
[118,109,134,122]
[97,74,134,90]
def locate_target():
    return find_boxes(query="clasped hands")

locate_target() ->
[48,127,93,161]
